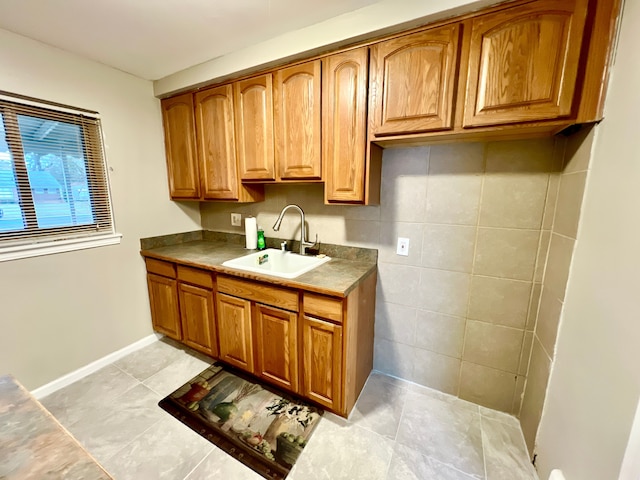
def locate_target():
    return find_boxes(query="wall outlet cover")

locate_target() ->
[396,237,410,256]
[231,213,242,226]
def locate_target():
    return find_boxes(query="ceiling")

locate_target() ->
[0,0,380,81]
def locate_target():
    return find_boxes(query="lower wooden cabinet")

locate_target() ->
[254,304,298,392]
[144,259,376,418]
[179,283,218,357]
[146,258,218,358]
[147,273,181,340]
[302,316,343,411]
[216,293,254,373]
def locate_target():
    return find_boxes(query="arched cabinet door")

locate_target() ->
[323,47,369,203]
[369,24,461,136]
[195,85,239,200]
[161,93,200,199]
[274,61,322,180]
[234,74,275,181]
[463,0,588,127]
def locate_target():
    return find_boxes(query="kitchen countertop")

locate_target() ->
[0,375,113,480]
[140,237,377,297]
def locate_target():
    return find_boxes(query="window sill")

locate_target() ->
[0,233,123,262]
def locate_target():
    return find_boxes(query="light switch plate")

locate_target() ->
[396,237,410,256]
[231,213,242,226]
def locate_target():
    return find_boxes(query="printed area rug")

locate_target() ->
[159,362,323,480]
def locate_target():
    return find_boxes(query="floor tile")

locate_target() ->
[142,350,212,398]
[114,338,185,381]
[396,391,485,479]
[479,406,521,429]
[289,416,394,480]
[101,416,214,480]
[40,364,138,427]
[37,341,538,480]
[349,373,409,440]
[185,447,263,480]
[481,417,537,480]
[65,384,165,463]
[387,444,478,480]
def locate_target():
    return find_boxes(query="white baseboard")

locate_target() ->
[31,333,162,399]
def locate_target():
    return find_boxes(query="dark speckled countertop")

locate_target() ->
[140,232,378,297]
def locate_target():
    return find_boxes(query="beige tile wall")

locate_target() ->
[519,125,595,454]
[199,134,585,415]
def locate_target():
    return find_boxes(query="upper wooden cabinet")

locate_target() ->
[234,74,276,181]
[195,85,239,200]
[463,0,588,127]
[195,85,264,202]
[369,24,461,136]
[161,93,200,199]
[274,61,322,180]
[323,47,370,203]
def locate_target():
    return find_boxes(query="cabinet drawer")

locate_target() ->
[217,275,298,312]
[145,258,176,278]
[177,265,213,288]
[303,293,343,324]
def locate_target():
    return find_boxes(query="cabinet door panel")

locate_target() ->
[195,85,239,200]
[302,316,342,411]
[217,293,254,373]
[234,75,275,181]
[274,61,322,180]
[323,47,369,203]
[179,283,218,357]
[464,0,587,126]
[370,24,460,136]
[147,274,181,340]
[254,304,298,392]
[161,93,200,199]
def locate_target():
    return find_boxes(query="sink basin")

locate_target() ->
[222,249,330,279]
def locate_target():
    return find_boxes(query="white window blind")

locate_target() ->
[0,91,117,253]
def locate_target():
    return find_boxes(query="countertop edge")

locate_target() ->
[140,247,377,298]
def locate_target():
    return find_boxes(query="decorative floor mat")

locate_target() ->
[159,363,323,479]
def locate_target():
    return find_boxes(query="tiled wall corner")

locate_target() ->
[519,125,595,453]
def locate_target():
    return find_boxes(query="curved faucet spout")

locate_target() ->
[272,204,316,255]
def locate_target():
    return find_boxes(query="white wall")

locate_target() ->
[534,1,640,478]
[0,29,201,390]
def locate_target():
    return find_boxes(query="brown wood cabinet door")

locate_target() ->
[323,47,369,203]
[216,293,254,373]
[178,283,218,358]
[253,304,298,392]
[274,61,322,180]
[234,75,275,181]
[463,0,587,127]
[302,316,343,411]
[194,85,240,200]
[147,274,181,340]
[369,24,461,136]
[161,93,201,199]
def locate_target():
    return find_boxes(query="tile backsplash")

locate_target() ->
[200,136,568,414]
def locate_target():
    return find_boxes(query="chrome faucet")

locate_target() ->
[272,204,316,255]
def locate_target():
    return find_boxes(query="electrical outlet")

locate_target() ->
[231,213,242,226]
[396,237,410,256]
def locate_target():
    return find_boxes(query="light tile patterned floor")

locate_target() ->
[41,338,538,480]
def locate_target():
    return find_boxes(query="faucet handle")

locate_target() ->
[280,241,287,252]
[302,233,318,249]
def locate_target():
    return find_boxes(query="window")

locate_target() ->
[0,91,120,261]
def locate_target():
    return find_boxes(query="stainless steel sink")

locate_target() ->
[221,249,330,279]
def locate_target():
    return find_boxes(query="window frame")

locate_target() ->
[0,91,121,262]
